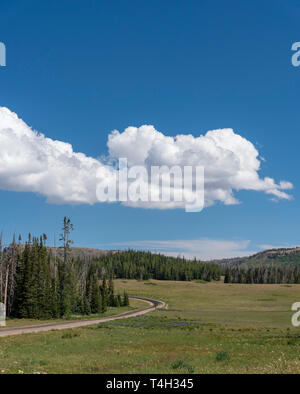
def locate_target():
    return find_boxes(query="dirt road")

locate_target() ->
[0,296,165,337]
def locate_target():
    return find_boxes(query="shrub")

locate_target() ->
[185,364,195,373]
[287,338,299,346]
[171,359,185,369]
[216,351,230,362]
[171,359,194,373]
[61,330,80,339]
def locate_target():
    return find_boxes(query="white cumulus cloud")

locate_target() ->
[108,125,293,207]
[0,107,293,208]
[0,107,112,204]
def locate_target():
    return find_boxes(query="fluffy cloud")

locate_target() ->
[0,107,113,204]
[0,107,293,208]
[108,125,293,207]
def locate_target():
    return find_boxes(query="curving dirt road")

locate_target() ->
[0,296,165,338]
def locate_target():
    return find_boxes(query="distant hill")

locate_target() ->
[212,247,300,267]
[3,244,300,267]
[47,246,114,261]
[3,244,115,262]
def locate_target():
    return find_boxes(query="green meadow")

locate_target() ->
[1,279,300,374]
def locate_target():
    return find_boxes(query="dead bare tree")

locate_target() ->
[3,261,8,310]
[59,217,74,266]
[6,234,17,315]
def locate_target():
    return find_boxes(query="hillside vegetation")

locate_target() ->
[214,247,300,267]
[217,247,300,284]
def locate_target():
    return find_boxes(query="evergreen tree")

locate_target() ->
[101,277,108,313]
[122,291,129,306]
[58,217,74,317]
[117,294,122,307]
[81,296,90,315]
[90,275,102,313]
[108,274,115,307]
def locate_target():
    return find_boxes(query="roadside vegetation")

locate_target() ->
[3,298,145,329]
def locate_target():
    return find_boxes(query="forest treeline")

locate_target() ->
[0,218,129,319]
[93,250,221,282]
[223,265,300,284]
[0,231,221,319]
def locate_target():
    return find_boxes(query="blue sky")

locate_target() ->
[0,0,299,259]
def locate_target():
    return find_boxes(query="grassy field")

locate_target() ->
[0,279,300,373]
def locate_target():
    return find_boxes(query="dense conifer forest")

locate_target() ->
[93,250,221,282]
[0,218,129,319]
[223,265,300,284]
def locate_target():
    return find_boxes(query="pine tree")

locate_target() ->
[108,274,115,307]
[122,291,129,306]
[117,294,122,307]
[83,296,91,315]
[58,217,74,317]
[101,277,108,313]
[59,217,74,266]
[90,275,102,313]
